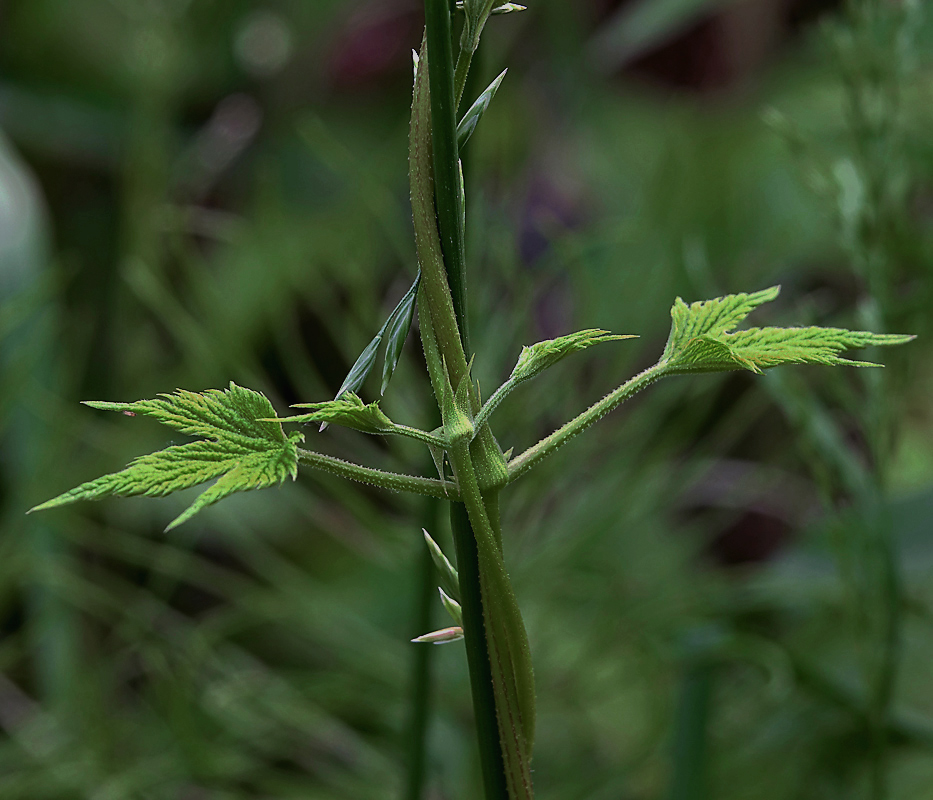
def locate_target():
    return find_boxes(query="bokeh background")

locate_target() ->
[1,0,932,798]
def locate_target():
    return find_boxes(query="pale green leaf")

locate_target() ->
[661,286,915,374]
[511,329,637,384]
[281,393,395,434]
[30,383,303,530]
[473,329,636,432]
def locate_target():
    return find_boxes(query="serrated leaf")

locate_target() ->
[662,285,780,362]
[281,393,396,434]
[473,329,636,432]
[30,383,303,530]
[661,286,915,374]
[381,270,421,395]
[457,69,507,150]
[511,329,636,384]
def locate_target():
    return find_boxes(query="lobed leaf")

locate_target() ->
[31,383,303,530]
[511,329,636,384]
[661,286,915,374]
[281,393,396,434]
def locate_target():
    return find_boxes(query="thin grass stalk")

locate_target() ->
[404,497,439,800]
[668,663,713,800]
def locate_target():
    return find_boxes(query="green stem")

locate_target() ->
[668,664,714,800]
[454,49,473,110]
[507,362,667,482]
[419,4,529,795]
[473,380,513,433]
[451,503,509,799]
[393,424,449,449]
[449,440,535,797]
[425,0,469,354]
[297,449,458,499]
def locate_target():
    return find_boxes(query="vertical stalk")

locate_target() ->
[668,663,713,800]
[452,503,509,799]
[424,0,469,355]
[422,1,510,795]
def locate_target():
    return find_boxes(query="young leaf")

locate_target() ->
[457,69,507,150]
[511,329,637,383]
[281,393,396,434]
[381,270,421,395]
[661,286,915,374]
[30,383,303,531]
[278,393,447,448]
[473,329,636,430]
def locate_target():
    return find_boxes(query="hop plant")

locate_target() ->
[31,1,915,797]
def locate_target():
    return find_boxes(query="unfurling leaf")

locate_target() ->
[473,329,636,431]
[457,69,507,150]
[510,329,637,384]
[30,383,303,530]
[281,393,396,434]
[661,286,914,375]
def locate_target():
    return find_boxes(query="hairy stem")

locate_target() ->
[507,362,667,482]
[297,449,458,499]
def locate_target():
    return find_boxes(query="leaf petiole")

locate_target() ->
[297,448,458,500]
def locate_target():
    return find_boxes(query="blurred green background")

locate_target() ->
[1,0,932,798]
